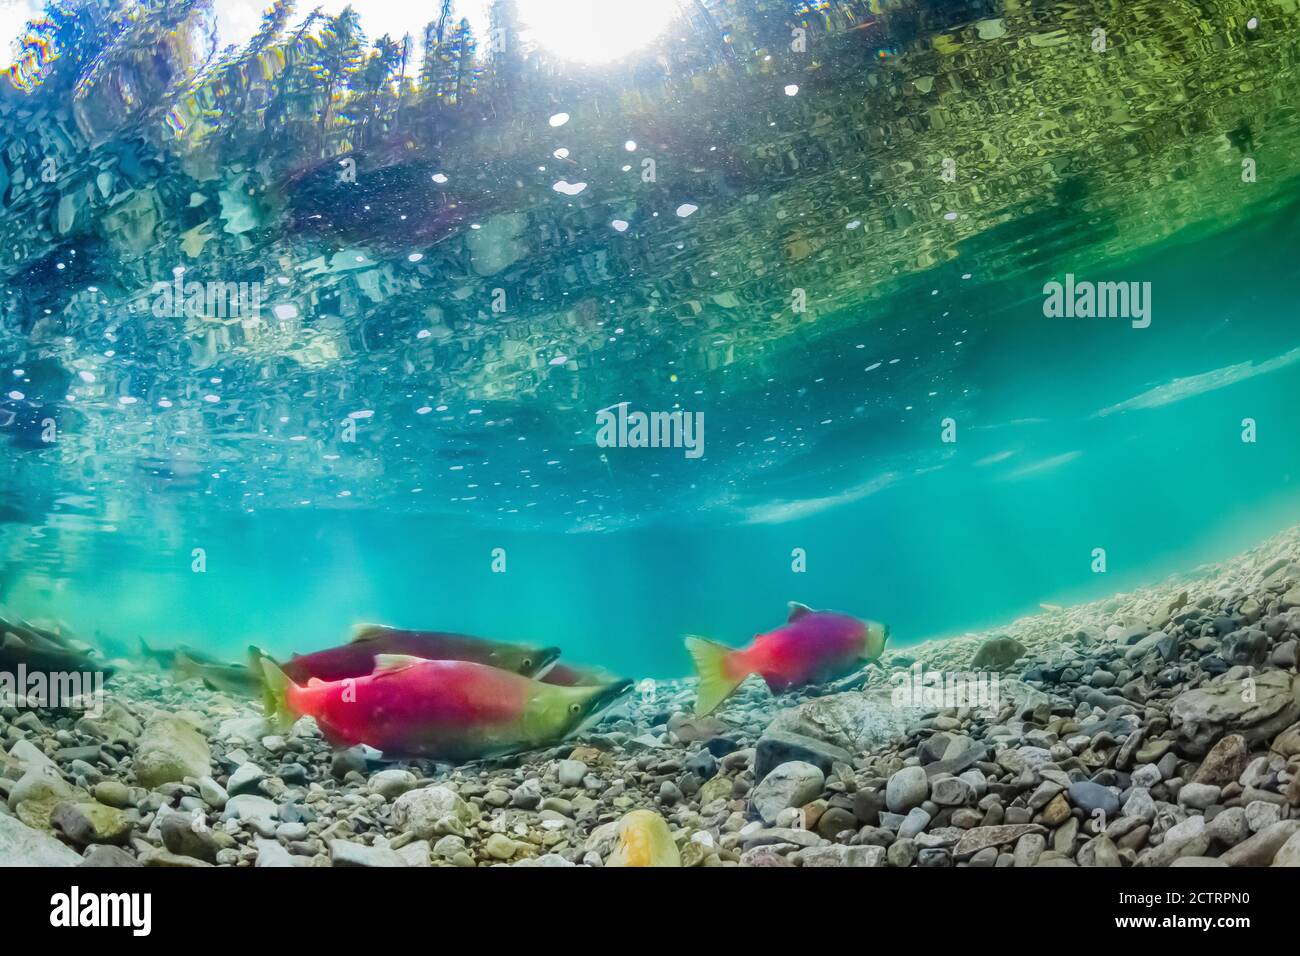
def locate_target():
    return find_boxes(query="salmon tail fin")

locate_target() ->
[248,645,282,715]
[684,635,748,716]
[254,648,296,730]
[863,621,890,661]
[172,651,198,681]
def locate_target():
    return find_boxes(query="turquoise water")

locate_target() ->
[2,0,1300,679]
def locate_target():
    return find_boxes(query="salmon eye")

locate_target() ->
[522,657,533,668]
[568,702,581,715]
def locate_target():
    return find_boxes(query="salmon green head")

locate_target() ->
[511,644,564,677]
[521,678,634,747]
[477,638,562,677]
[864,620,889,659]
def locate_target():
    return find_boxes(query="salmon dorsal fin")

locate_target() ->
[373,653,425,674]
[350,623,393,643]
[787,602,815,622]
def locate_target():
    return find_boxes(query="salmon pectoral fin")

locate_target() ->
[373,653,424,674]
[255,653,299,730]
[684,635,750,716]
[249,645,282,715]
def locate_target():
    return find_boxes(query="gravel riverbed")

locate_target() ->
[4,524,1300,867]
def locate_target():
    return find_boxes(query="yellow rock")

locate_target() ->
[606,810,681,867]
[567,745,605,766]
[1039,793,1072,827]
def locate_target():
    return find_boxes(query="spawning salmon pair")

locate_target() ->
[251,625,633,761]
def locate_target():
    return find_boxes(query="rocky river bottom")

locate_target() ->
[4,525,1300,868]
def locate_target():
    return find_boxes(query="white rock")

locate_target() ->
[3,739,57,772]
[368,769,418,800]
[557,759,588,788]
[511,853,576,867]
[797,844,886,867]
[224,794,278,825]
[254,839,297,868]
[217,716,268,743]
[329,839,408,867]
[198,776,228,809]
[227,763,265,796]
[1272,830,1300,867]
[7,766,73,810]
[1121,787,1157,823]
[1245,800,1281,833]
[433,834,466,859]
[750,761,824,824]
[886,766,930,814]
[391,785,471,839]
[1206,806,1250,846]
[1164,815,1206,844]
[0,813,83,866]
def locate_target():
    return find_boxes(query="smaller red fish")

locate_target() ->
[686,603,889,715]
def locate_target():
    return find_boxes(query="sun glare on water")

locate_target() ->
[516,0,680,64]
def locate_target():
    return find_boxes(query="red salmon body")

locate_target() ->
[258,653,635,762]
[745,612,872,692]
[686,603,889,715]
[289,659,532,758]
